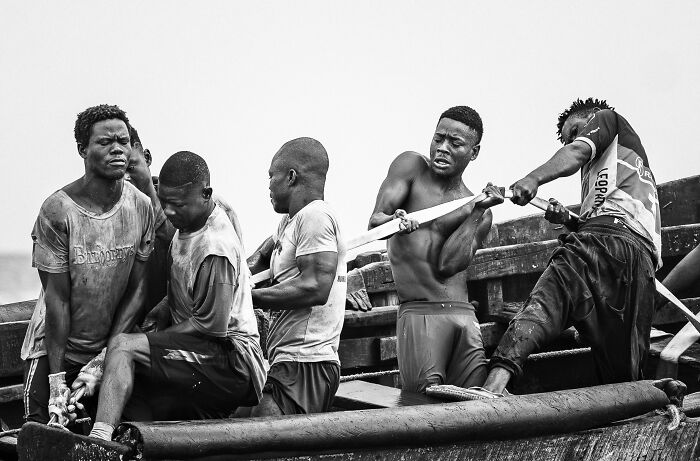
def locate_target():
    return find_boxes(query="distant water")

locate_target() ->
[0,253,40,304]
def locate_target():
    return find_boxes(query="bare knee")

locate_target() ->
[106,333,144,363]
[250,394,283,417]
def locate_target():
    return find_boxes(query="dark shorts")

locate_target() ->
[397,301,487,393]
[491,217,656,384]
[264,361,340,415]
[23,356,96,430]
[124,331,259,421]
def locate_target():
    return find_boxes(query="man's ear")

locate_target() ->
[287,169,298,185]
[470,144,481,161]
[143,149,152,167]
[77,143,87,159]
[202,186,213,200]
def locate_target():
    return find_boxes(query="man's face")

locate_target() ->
[560,114,593,145]
[429,118,480,177]
[80,119,130,180]
[157,182,210,232]
[268,156,292,213]
[125,144,153,193]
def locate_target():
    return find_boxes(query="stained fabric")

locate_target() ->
[491,217,656,384]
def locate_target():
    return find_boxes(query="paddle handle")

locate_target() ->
[251,191,490,285]
[527,196,580,220]
[47,385,86,426]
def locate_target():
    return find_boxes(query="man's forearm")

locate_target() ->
[252,279,328,310]
[526,144,590,186]
[437,206,486,277]
[368,211,394,230]
[109,276,147,337]
[45,297,70,373]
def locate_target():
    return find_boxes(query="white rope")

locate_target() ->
[340,369,400,383]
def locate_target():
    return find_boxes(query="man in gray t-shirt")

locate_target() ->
[245,137,346,416]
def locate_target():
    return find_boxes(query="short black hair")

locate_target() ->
[159,151,210,187]
[557,98,614,143]
[129,125,141,147]
[439,106,483,144]
[74,104,131,148]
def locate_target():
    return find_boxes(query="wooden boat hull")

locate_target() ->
[16,380,693,460]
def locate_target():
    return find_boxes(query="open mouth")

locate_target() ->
[433,158,451,168]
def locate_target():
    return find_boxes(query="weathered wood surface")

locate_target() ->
[18,423,129,461]
[18,415,700,461]
[333,380,443,410]
[0,384,23,405]
[262,416,700,461]
[109,381,668,459]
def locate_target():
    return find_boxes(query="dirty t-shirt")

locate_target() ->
[21,181,154,364]
[146,193,242,311]
[267,200,347,366]
[165,205,266,398]
[574,109,662,266]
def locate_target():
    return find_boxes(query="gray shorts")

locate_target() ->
[264,361,340,415]
[397,301,488,393]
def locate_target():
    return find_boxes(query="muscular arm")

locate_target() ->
[368,152,423,229]
[43,271,71,374]
[109,260,149,337]
[248,236,274,276]
[528,141,592,185]
[252,251,338,309]
[511,141,592,205]
[437,206,493,278]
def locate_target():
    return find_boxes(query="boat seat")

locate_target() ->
[333,380,443,410]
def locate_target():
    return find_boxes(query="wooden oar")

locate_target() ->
[525,196,700,334]
[250,191,490,285]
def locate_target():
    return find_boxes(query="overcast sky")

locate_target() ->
[1,1,698,258]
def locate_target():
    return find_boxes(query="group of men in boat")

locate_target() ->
[20,98,662,440]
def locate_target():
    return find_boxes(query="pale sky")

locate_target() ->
[1,0,698,260]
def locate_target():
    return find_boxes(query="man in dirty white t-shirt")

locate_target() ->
[22,104,154,427]
[245,137,346,416]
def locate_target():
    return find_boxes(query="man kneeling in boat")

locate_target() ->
[21,104,154,428]
[88,151,265,441]
[244,137,346,416]
[368,106,503,393]
[482,98,661,396]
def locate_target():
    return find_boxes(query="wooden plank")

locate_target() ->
[657,175,700,226]
[0,384,23,404]
[661,224,700,257]
[0,322,28,378]
[362,262,395,294]
[484,279,504,319]
[339,337,382,369]
[0,299,35,323]
[654,297,700,325]
[648,336,700,370]
[343,306,397,329]
[333,380,442,410]
[470,224,700,281]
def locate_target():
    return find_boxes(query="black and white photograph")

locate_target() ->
[1,1,700,459]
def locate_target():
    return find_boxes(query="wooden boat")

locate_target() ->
[3,175,700,460]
